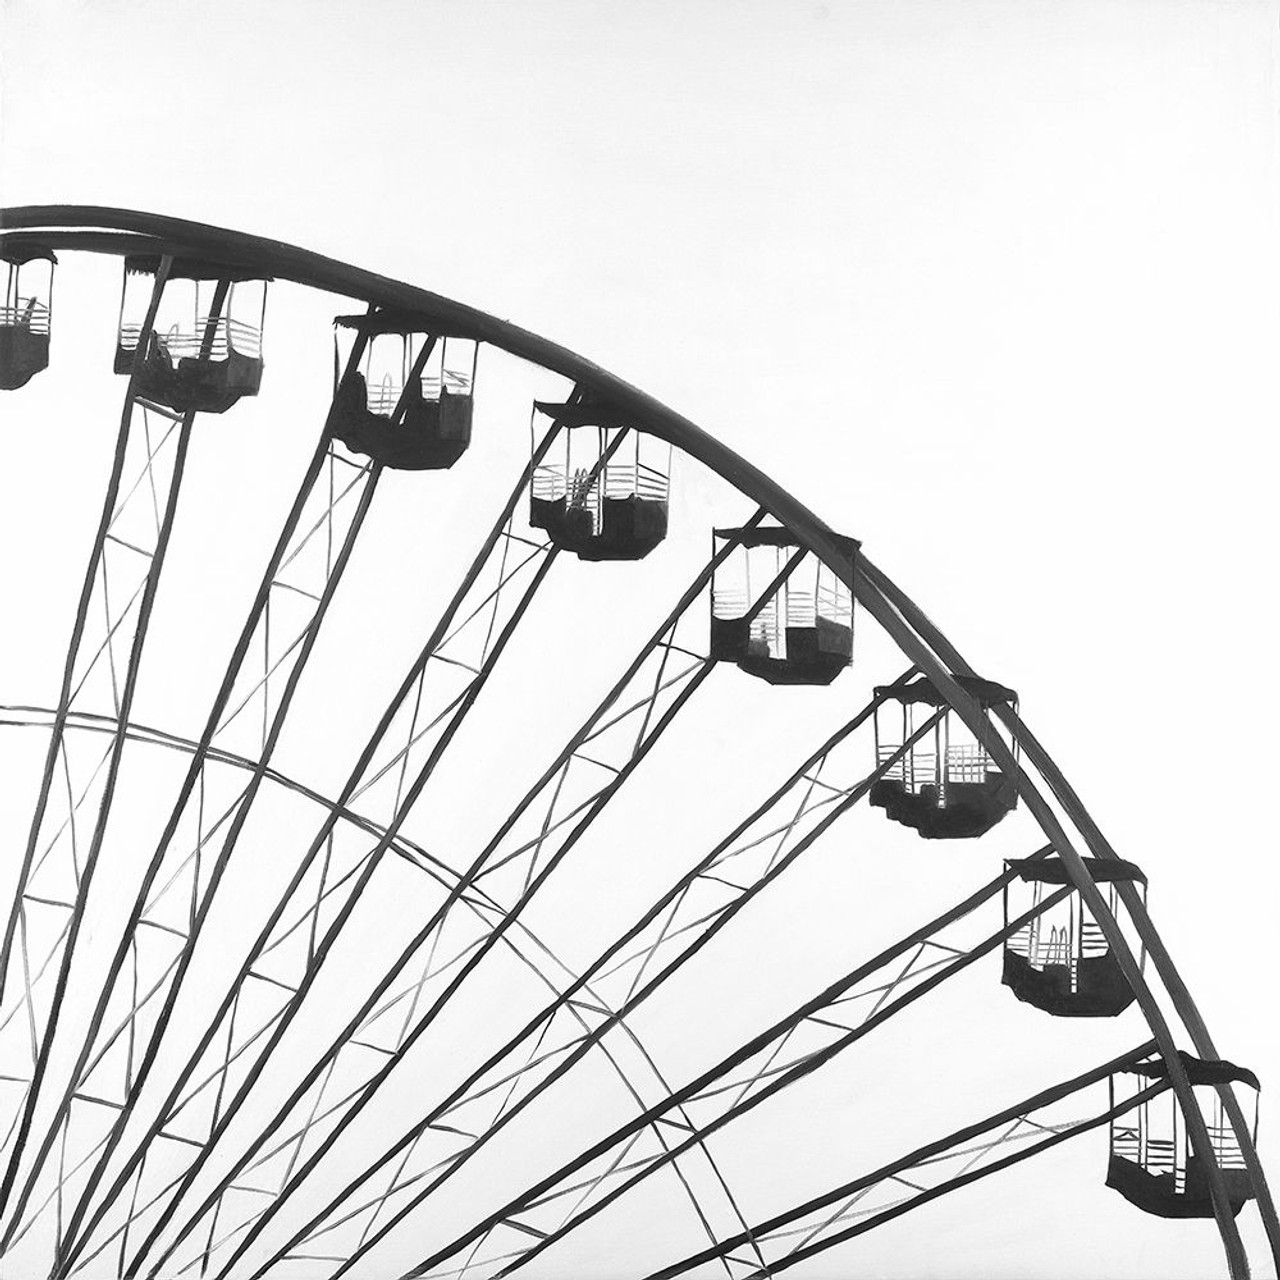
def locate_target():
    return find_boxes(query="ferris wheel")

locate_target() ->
[0,205,1274,1280]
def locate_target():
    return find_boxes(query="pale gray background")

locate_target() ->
[1,2,1277,1277]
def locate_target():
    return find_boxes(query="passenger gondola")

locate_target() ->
[1003,855,1146,1016]
[870,674,1018,838]
[0,246,55,390]
[529,400,671,560]
[1109,1053,1259,1219]
[709,528,855,684]
[115,256,268,414]
[328,313,477,470]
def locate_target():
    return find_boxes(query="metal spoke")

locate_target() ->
[384,854,1062,1280]
[7,323,388,1261]
[3,207,1272,1280]
[253,680,920,1280]
[57,412,581,1278]
[140,512,765,1280]
[645,1049,1165,1279]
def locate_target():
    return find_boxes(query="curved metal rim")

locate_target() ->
[0,204,857,576]
[2,203,1274,1279]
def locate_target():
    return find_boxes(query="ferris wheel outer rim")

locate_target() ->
[0,203,1274,1279]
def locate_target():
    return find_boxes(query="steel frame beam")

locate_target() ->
[4,313,385,1259]
[229,671,927,1279]
[133,514,773,1280]
[393,861,1073,1280]
[647,1042,1165,1280]
[1,206,1269,1279]
[0,259,189,1229]
[55,419,576,1277]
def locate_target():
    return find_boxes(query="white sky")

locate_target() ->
[2,1,1280,1277]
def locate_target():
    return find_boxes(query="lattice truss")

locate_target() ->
[0,321,824,1280]
[0,306,579,1272]
[68,675,1070,1280]
[0,293,390,1259]
[0,376,921,1280]
[1,216,1272,1280]
[0,414,1149,1280]
[311,842,1086,1280]
[637,1041,1171,1280]
[69,504,767,1280]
